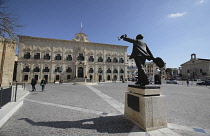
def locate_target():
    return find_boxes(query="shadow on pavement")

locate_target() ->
[19,115,143,133]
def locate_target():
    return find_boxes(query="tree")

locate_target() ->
[0,0,22,87]
[0,0,22,39]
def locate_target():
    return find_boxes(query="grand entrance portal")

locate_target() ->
[78,67,84,78]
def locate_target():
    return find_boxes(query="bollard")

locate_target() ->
[14,83,18,102]
[24,83,25,90]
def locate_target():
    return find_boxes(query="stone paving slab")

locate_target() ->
[25,84,121,115]
[1,83,210,136]
[0,101,135,136]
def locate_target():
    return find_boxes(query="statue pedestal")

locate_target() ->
[124,85,167,131]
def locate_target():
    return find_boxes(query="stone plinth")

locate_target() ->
[124,85,167,131]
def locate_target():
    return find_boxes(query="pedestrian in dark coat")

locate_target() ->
[31,77,37,91]
[40,78,46,91]
[186,79,189,87]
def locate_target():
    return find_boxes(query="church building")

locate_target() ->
[16,32,128,82]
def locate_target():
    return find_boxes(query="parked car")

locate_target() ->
[166,80,178,84]
[197,81,210,85]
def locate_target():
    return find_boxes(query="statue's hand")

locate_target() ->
[120,34,127,39]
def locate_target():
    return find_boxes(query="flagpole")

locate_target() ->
[80,22,82,33]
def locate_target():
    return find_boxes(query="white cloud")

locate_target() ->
[199,0,205,3]
[167,12,187,18]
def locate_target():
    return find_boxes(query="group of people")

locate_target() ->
[31,77,47,92]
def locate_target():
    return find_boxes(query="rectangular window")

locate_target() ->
[23,66,30,72]
[106,57,111,62]
[119,58,124,63]
[35,75,38,80]
[67,75,71,79]
[33,67,40,72]
[44,53,51,60]
[34,53,40,59]
[24,75,28,81]
[89,56,94,62]
[24,52,30,59]
[43,67,50,72]
[200,69,202,73]
[98,57,103,62]
[55,54,62,60]
[66,55,72,61]
[77,53,84,61]
[55,67,62,72]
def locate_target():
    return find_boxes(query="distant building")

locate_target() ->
[165,68,181,79]
[126,54,138,80]
[16,32,128,83]
[126,54,166,81]
[181,53,210,80]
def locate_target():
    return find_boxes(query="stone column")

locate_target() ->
[75,65,78,78]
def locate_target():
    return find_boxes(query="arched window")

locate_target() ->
[106,57,111,62]
[24,52,30,59]
[98,57,103,62]
[34,53,40,59]
[89,68,94,73]
[120,69,124,73]
[107,68,111,73]
[66,67,72,73]
[66,55,72,61]
[23,66,30,72]
[77,53,84,61]
[44,53,50,60]
[119,58,124,63]
[33,66,40,72]
[89,56,94,62]
[113,58,118,63]
[113,69,118,73]
[98,68,103,73]
[55,54,62,60]
[55,67,62,72]
[43,67,50,72]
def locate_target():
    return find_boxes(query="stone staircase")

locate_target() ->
[70,78,91,82]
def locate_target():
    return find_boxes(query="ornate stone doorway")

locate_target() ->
[78,67,84,78]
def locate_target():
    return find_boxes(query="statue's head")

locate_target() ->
[136,34,143,39]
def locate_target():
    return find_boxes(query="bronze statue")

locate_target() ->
[119,34,164,86]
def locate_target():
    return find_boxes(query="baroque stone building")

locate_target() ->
[181,53,210,80]
[16,33,128,83]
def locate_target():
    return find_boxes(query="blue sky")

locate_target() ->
[6,0,210,68]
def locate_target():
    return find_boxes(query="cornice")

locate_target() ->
[17,35,128,48]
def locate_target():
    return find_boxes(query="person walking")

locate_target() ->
[186,79,189,87]
[40,78,46,91]
[31,77,37,91]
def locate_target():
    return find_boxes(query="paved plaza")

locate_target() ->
[0,82,210,136]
